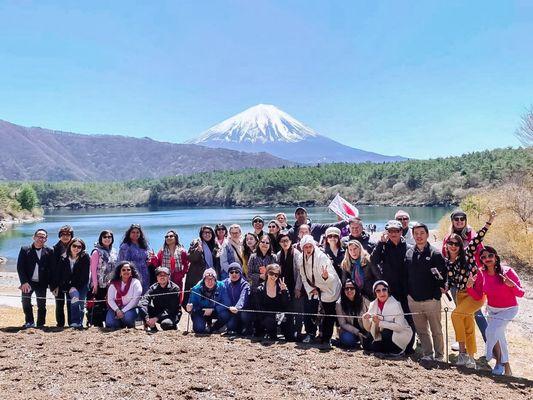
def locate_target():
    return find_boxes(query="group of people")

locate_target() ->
[16,207,524,376]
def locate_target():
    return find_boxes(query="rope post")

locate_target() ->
[444,307,449,363]
[186,312,190,333]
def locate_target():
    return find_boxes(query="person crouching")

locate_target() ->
[139,266,181,331]
[186,268,224,333]
[218,262,252,335]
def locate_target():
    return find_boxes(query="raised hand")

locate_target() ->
[279,277,288,292]
[466,271,477,289]
[321,265,329,280]
[380,232,388,243]
[487,209,497,224]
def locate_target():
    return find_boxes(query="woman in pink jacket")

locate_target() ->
[149,230,189,294]
[466,246,525,376]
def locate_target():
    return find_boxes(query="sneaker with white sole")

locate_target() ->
[456,353,469,366]
[492,363,504,375]
[451,342,460,351]
[465,356,477,369]
[420,355,434,361]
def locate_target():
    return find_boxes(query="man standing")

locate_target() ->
[51,225,74,327]
[341,217,376,253]
[140,267,181,331]
[395,210,415,245]
[251,216,265,239]
[288,207,348,243]
[17,229,55,328]
[405,222,447,361]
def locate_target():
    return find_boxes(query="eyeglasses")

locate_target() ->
[229,270,241,275]
[453,217,466,222]
[260,241,270,245]
[268,271,279,277]
[165,235,175,239]
[268,225,277,229]
[71,244,83,249]
[35,236,47,240]
[102,235,113,239]
[230,231,240,235]
[60,232,72,237]
[279,239,290,244]
[375,288,388,293]
[447,241,460,247]
[344,287,356,292]
[396,217,409,221]
[480,253,495,260]
[121,268,131,272]
[202,231,212,235]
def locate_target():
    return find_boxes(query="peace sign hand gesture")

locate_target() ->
[279,277,288,292]
[321,265,329,280]
[466,271,477,289]
[500,273,516,288]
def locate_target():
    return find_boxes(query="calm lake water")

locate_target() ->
[0,205,453,271]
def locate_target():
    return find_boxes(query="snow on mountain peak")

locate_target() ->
[191,104,319,144]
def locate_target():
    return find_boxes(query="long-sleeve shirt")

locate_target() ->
[467,267,525,308]
[107,278,143,312]
[335,299,368,335]
[247,252,277,292]
[405,243,447,301]
[370,239,410,300]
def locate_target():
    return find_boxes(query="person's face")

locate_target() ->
[387,228,401,241]
[413,227,428,246]
[396,215,409,229]
[204,275,216,289]
[480,250,496,269]
[129,228,141,242]
[446,239,461,255]
[374,284,389,302]
[303,243,314,256]
[268,223,279,234]
[201,229,213,242]
[229,269,241,282]
[298,226,310,239]
[348,243,361,259]
[245,234,257,249]
[165,231,177,245]
[327,234,339,247]
[59,231,72,244]
[276,214,287,226]
[279,236,291,251]
[33,231,48,248]
[253,220,264,231]
[452,216,467,230]
[229,228,241,241]
[259,238,270,253]
[101,233,113,247]
[215,228,226,239]
[120,264,132,281]
[157,272,169,286]
[267,269,280,283]
[344,284,356,300]
[295,210,307,224]
[349,222,363,237]
[70,241,83,256]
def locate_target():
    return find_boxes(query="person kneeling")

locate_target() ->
[336,279,371,349]
[362,280,413,357]
[218,262,252,335]
[186,268,224,333]
[139,267,181,331]
[106,261,143,329]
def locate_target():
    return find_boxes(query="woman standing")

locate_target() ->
[105,261,143,329]
[255,263,290,340]
[89,230,117,327]
[247,235,277,294]
[467,246,525,376]
[55,238,90,329]
[336,279,370,349]
[341,240,379,300]
[214,224,228,247]
[118,224,152,293]
[242,232,259,278]
[323,227,345,279]
[150,230,189,291]
[267,220,282,253]
[185,226,219,306]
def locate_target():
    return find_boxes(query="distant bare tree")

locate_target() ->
[514,106,533,146]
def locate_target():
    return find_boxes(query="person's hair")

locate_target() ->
[445,234,465,262]
[412,222,429,234]
[58,225,74,238]
[325,234,342,249]
[265,263,281,280]
[229,224,241,233]
[243,232,259,259]
[256,235,273,257]
[480,246,503,277]
[340,279,365,316]
[34,228,48,237]
[278,230,291,242]
[268,219,281,231]
[298,224,310,234]
[198,225,217,251]
[214,224,228,236]
[97,230,114,247]
[341,240,370,272]
[111,261,140,281]
[164,229,182,249]
[275,212,287,220]
[348,217,363,227]
[122,224,148,250]
[66,237,86,258]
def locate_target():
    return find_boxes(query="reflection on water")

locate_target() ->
[0,205,452,271]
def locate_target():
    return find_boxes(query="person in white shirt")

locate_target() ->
[105,261,143,329]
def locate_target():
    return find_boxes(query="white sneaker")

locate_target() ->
[451,342,460,351]
[465,356,477,369]
[456,353,468,366]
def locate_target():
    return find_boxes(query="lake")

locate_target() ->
[0,205,453,271]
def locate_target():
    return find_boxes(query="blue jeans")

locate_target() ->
[69,287,88,326]
[105,308,139,329]
[218,308,252,333]
[191,310,219,333]
[339,331,360,348]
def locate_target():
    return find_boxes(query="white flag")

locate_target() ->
[328,194,359,220]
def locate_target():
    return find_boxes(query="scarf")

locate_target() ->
[111,277,132,309]
[163,246,183,272]
[351,259,364,289]
[279,248,295,293]
[202,241,214,269]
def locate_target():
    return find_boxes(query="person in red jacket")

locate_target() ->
[149,230,189,295]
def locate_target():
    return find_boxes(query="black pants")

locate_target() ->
[86,287,108,327]
[370,328,403,354]
[55,289,72,327]
[21,285,47,326]
[304,298,336,341]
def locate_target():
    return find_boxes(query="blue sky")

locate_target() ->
[0,0,531,159]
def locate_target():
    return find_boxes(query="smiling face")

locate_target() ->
[268,222,280,234]
[452,216,467,231]
[156,272,169,286]
[165,231,177,245]
[258,238,271,254]
[204,275,216,289]
[349,220,363,237]
[59,230,72,244]
[480,249,496,270]
[201,229,213,242]
[303,243,314,256]
[374,284,389,302]
[276,214,287,226]
[129,228,141,243]
[344,283,356,300]
[267,267,280,283]
[396,215,409,229]
[120,263,132,281]
[70,240,83,257]
[348,242,361,259]
[298,225,310,239]
[245,233,258,249]
[229,268,241,282]
[279,236,291,251]
[413,227,428,247]
[229,227,241,242]
[33,230,48,248]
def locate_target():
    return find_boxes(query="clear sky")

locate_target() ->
[1,0,531,159]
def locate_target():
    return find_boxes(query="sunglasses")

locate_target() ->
[447,241,460,247]
[260,241,270,245]
[268,225,278,229]
[202,231,212,235]
[229,270,241,275]
[344,287,356,292]
[253,220,263,224]
[268,271,279,277]
[453,217,466,222]
[396,217,409,221]
[35,236,47,239]
[102,235,113,239]
[480,253,495,260]
[60,232,72,236]
[375,288,388,293]
[121,268,131,272]
[165,235,175,239]
[326,234,338,239]
[279,239,291,244]
[71,244,83,249]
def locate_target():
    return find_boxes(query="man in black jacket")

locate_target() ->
[341,217,376,253]
[139,267,181,331]
[287,207,348,243]
[16,228,55,328]
[405,222,447,361]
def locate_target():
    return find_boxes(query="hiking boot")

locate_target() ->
[420,355,434,362]
[465,356,477,369]
[456,353,469,366]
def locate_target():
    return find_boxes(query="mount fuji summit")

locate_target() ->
[188,104,406,164]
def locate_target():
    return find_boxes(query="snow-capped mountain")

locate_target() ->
[188,104,406,164]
